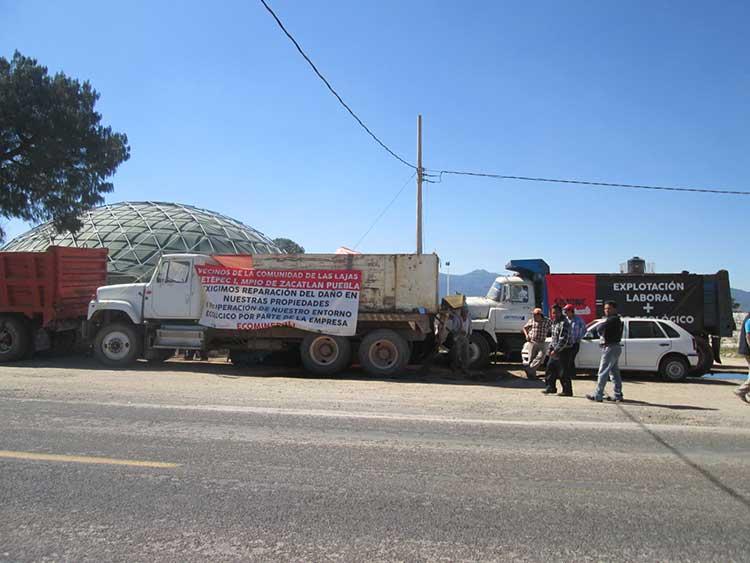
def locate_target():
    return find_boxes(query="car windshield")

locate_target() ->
[486,281,504,301]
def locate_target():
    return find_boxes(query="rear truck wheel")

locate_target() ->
[468,332,491,369]
[692,337,714,374]
[93,323,141,367]
[358,329,410,377]
[660,354,689,382]
[0,315,31,362]
[300,334,351,376]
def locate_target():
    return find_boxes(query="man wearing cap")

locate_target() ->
[522,307,551,379]
[563,304,587,391]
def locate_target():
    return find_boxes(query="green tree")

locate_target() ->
[273,238,305,254]
[0,51,130,241]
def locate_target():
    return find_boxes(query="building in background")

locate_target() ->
[1,201,283,283]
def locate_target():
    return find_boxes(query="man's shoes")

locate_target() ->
[585,393,602,402]
[605,395,624,403]
[733,388,750,403]
[557,391,573,397]
[541,388,557,394]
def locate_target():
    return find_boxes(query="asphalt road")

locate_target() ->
[0,362,749,562]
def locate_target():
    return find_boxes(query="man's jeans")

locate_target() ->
[595,344,622,400]
[738,356,750,394]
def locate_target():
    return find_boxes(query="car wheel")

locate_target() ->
[660,355,689,382]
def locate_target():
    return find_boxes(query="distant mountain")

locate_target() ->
[732,288,750,312]
[439,269,499,298]
[441,270,750,313]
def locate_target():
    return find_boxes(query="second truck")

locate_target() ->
[466,257,734,374]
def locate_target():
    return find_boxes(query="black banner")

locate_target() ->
[595,274,704,333]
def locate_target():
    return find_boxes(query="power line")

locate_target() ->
[432,170,750,196]
[259,0,748,197]
[259,0,416,169]
[353,172,416,250]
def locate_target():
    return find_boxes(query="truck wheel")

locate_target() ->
[692,337,714,374]
[0,316,31,362]
[468,332,491,368]
[300,334,351,376]
[660,355,689,382]
[358,329,410,377]
[94,323,141,367]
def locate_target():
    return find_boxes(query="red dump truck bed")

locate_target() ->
[0,246,108,326]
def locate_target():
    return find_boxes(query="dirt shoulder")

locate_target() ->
[0,356,747,430]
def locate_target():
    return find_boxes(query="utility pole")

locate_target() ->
[416,114,423,255]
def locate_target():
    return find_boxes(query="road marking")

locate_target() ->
[0,450,179,468]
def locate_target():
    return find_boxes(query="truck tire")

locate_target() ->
[692,337,714,374]
[300,334,351,376]
[93,323,141,367]
[0,315,31,362]
[660,354,689,382]
[358,329,410,377]
[468,332,491,369]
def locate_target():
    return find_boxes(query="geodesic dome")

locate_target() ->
[1,201,283,283]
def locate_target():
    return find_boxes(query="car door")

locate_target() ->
[623,319,670,371]
[148,258,194,318]
[575,330,601,369]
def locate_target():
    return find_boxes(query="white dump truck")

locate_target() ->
[466,258,734,373]
[87,252,440,376]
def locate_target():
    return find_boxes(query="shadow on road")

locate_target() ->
[617,399,717,411]
[619,406,750,512]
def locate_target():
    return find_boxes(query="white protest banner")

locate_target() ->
[194,264,361,336]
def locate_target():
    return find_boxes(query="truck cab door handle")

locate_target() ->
[659,343,669,347]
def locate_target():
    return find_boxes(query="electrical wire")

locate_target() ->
[353,172,416,250]
[259,0,748,198]
[258,0,416,169]
[431,170,750,196]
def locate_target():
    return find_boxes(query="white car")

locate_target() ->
[576,317,700,381]
[527,317,700,381]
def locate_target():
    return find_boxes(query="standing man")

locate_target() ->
[522,308,551,379]
[586,301,624,403]
[543,305,573,396]
[563,304,586,392]
[449,305,472,376]
[733,311,750,404]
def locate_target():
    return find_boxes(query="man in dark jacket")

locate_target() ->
[733,312,750,403]
[542,305,573,396]
[586,301,624,403]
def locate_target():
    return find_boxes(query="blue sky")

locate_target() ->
[1,0,748,287]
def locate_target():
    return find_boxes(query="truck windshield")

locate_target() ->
[487,282,504,302]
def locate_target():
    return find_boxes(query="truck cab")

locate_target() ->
[465,259,549,367]
[88,254,217,366]
[89,253,214,325]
